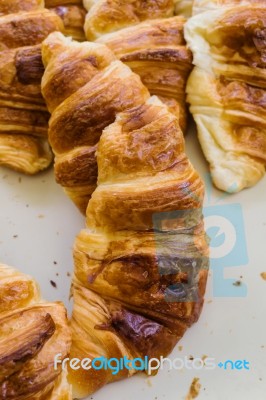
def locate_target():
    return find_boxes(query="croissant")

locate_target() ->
[84,1,193,131]
[83,0,176,40]
[0,263,72,399]
[96,16,192,132]
[184,3,266,193]
[71,86,209,398]
[41,32,149,212]
[0,6,63,174]
[41,32,209,398]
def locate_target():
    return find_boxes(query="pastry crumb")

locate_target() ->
[233,280,241,286]
[178,345,183,351]
[260,272,266,280]
[38,214,45,219]
[146,378,152,387]
[185,378,201,400]
[13,234,18,238]
[50,280,57,288]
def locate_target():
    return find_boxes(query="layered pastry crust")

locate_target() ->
[83,1,193,130]
[71,99,209,397]
[97,16,192,132]
[0,0,44,16]
[41,32,209,397]
[0,5,63,174]
[41,33,149,212]
[83,0,176,40]
[185,3,266,192]
[0,263,71,399]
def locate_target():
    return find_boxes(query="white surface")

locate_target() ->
[0,127,266,400]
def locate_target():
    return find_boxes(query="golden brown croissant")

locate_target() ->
[0,263,72,399]
[83,1,193,131]
[41,32,209,398]
[71,97,209,398]
[96,16,192,132]
[41,32,149,212]
[83,0,176,40]
[0,6,63,174]
[185,3,266,192]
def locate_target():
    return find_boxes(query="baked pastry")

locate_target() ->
[83,0,176,40]
[0,263,72,399]
[0,6,63,174]
[0,0,44,16]
[41,32,149,212]
[41,32,209,397]
[185,3,266,192]
[96,16,192,132]
[84,1,193,131]
[70,97,209,398]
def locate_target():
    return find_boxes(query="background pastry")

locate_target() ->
[96,16,192,133]
[0,0,44,16]
[0,4,63,174]
[84,0,193,132]
[0,263,72,399]
[185,3,266,192]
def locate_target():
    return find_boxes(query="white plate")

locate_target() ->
[1,125,266,400]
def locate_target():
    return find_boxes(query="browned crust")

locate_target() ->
[85,0,176,39]
[0,0,43,16]
[0,10,64,50]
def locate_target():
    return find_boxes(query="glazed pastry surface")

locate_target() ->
[0,263,72,400]
[41,32,209,398]
[0,5,63,174]
[185,3,266,192]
